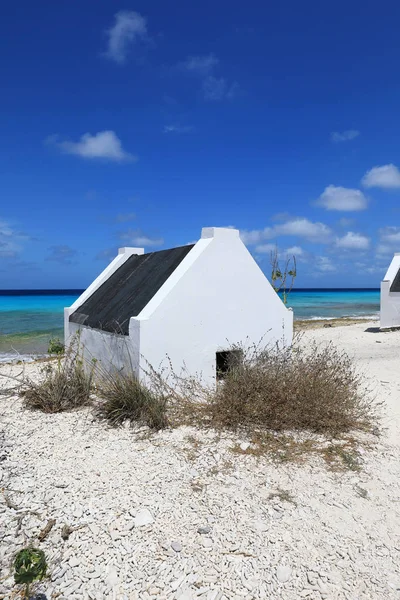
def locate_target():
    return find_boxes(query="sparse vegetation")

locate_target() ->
[22,343,92,413]
[13,546,47,599]
[206,339,376,436]
[322,442,362,471]
[268,488,297,505]
[47,337,65,355]
[12,326,377,469]
[355,485,368,499]
[270,246,297,304]
[97,372,168,430]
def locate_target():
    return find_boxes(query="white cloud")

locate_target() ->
[316,185,367,211]
[48,131,136,163]
[202,77,239,101]
[180,54,219,74]
[241,218,332,246]
[0,219,26,257]
[115,212,136,223]
[275,218,332,242]
[118,229,163,247]
[285,245,305,257]
[203,76,227,101]
[338,217,354,227]
[331,130,360,143]
[46,245,77,264]
[240,228,271,245]
[315,256,336,272]
[362,164,400,189]
[132,235,164,247]
[254,243,276,254]
[179,54,238,102]
[376,244,394,257]
[104,11,148,64]
[376,227,400,256]
[380,226,400,245]
[163,124,194,134]
[0,220,13,239]
[335,231,370,250]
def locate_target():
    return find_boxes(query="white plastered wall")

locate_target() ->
[380,253,400,329]
[135,227,293,385]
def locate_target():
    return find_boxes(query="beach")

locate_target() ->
[0,321,399,599]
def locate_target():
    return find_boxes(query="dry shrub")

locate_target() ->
[22,341,93,413]
[204,340,377,435]
[96,372,168,430]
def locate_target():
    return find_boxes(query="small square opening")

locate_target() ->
[216,350,243,380]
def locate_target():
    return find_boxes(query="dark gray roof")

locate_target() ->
[69,245,194,334]
[390,267,400,292]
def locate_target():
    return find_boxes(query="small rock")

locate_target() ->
[73,505,83,519]
[160,540,170,551]
[202,537,213,548]
[87,569,101,579]
[92,545,105,557]
[134,508,154,527]
[240,442,250,451]
[254,521,268,532]
[307,571,317,585]
[106,566,119,587]
[197,526,211,535]
[276,565,292,583]
[69,556,80,568]
[171,541,182,552]
[89,523,100,536]
[148,586,161,595]
[176,588,193,600]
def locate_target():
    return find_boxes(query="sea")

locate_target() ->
[0,288,380,362]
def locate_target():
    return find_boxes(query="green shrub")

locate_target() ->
[47,337,65,355]
[13,546,47,599]
[97,372,168,430]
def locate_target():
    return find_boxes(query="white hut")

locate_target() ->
[380,253,400,329]
[64,227,293,384]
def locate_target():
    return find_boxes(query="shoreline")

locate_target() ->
[294,316,377,331]
[0,316,381,364]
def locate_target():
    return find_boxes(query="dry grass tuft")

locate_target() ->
[96,372,168,430]
[268,488,297,505]
[22,345,92,413]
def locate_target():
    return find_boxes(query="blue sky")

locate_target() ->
[1,0,400,289]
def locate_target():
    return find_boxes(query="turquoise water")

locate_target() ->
[0,291,81,359]
[0,289,380,360]
[286,289,380,320]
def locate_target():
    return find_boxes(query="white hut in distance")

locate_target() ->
[64,227,293,385]
[380,253,400,329]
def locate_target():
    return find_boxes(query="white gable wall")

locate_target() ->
[381,253,400,329]
[135,227,293,385]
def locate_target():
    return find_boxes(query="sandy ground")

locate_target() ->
[0,321,399,600]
